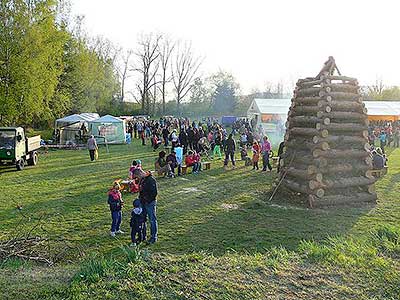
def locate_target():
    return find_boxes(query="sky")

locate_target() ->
[71,0,400,96]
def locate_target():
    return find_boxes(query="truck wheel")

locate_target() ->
[16,159,25,171]
[28,152,38,166]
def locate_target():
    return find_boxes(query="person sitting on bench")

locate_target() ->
[155,151,173,177]
[166,151,179,176]
[372,149,385,170]
[376,147,388,167]
[193,150,202,172]
[185,150,200,174]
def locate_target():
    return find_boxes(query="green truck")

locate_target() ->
[0,127,41,171]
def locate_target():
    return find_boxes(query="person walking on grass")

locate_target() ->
[133,168,158,244]
[213,132,222,160]
[87,135,98,162]
[108,182,124,237]
[261,136,272,172]
[223,134,236,170]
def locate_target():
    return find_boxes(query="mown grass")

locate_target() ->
[0,139,400,299]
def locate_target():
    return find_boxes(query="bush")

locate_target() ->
[73,254,117,284]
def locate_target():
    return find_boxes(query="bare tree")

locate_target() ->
[116,49,133,102]
[158,36,175,115]
[132,33,162,114]
[368,78,385,96]
[172,42,202,114]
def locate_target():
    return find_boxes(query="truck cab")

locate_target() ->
[0,127,40,170]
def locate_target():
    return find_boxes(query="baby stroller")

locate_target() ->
[197,137,211,159]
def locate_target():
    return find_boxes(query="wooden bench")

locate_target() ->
[181,161,211,175]
[181,165,189,175]
[203,161,211,170]
[371,166,388,178]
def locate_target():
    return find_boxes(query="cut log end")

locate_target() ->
[320,129,329,138]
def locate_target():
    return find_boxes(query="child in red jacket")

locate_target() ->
[185,151,200,173]
[252,141,260,170]
[129,160,142,193]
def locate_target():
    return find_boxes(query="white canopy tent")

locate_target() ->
[55,113,100,144]
[88,115,126,144]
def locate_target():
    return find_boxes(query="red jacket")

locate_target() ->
[185,155,196,166]
[193,153,201,163]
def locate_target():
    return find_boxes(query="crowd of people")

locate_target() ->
[367,121,397,170]
[105,116,278,246]
[125,117,275,173]
[368,121,400,153]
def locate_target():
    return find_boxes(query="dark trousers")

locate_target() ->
[134,130,138,139]
[111,211,122,232]
[224,151,235,166]
[188,140,194,150]
[163,137,169,147]
[89,149,95,161]
[191,162,201,172]
[182,143,188,155]
[153,142,161,150]
[131,223,146,244]
[170,163,181,175]
[380,141,386,153]
[262,152,272,171]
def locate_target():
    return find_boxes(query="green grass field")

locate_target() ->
[0,139,399,299]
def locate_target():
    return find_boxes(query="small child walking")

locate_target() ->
[108,182,124,237]
[252,141,260,170]
[130,199,147,246]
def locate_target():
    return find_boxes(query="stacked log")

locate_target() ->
[280,66,377,208]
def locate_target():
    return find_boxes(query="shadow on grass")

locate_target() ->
[0,142,379,260]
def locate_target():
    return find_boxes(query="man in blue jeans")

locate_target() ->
[133,168,158,244]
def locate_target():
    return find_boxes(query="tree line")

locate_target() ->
[0,0,244,126]
[0,0,122,126]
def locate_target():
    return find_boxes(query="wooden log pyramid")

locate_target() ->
[279,57,377,208]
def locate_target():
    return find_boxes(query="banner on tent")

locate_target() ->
[98,124,118,136]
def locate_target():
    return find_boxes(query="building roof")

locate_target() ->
[248,98,292,115]
[364,101,400,116]
[249,99,400,117]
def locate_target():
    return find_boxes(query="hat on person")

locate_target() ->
[133,198,141,208]
[133,199,143,215]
